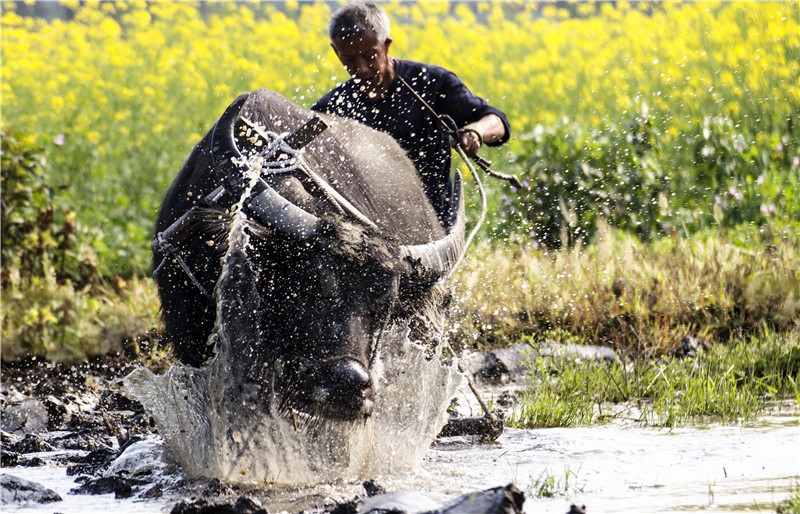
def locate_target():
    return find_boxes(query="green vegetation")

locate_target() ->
[1,126,160,362]
[505,330,799,428]
[452,225,799,355]
[496,113,799,249]
[778,485,800,514]
[528,468,584,499]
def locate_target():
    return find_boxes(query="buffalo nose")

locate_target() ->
[305,358,375,419]
[327,358,371,391]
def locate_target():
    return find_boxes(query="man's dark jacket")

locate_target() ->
[312,59,511,227]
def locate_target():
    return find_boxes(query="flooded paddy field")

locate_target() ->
[2,358,797,514]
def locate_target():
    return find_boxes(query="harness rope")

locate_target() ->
[152,126,309,296]
[153,231,212,297]
[395,70,524,424]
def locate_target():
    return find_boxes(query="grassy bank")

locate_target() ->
[449,225,800,428]
[446,221,800,428]
[451,224,799,354]
[505,330,799,428]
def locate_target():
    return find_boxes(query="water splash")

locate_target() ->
[125,216,462,484]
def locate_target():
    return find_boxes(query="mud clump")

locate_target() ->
[1,354,164,499]
[2,355,154,441]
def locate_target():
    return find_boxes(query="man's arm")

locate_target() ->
[429,67,510,156]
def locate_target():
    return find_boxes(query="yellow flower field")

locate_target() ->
[2,1,798,273]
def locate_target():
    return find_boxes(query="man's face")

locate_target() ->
[332,29,392,97]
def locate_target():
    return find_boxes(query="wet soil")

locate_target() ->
[1,355,163,494]
[1,355,279,510]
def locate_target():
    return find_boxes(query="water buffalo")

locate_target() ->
[153,88,465,422]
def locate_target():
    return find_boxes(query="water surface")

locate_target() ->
[4,399,797,513]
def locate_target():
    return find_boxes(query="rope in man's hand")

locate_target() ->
[395,73,526,191]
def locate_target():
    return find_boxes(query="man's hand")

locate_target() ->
[459,113,507,157]
[459,128,483,157]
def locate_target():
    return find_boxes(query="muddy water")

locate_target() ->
[413,408,799,513]
[3,395,797,513]
[1,465,172,513]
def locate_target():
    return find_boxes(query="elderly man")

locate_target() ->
[312,2,511,228]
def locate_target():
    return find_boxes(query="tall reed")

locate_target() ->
[451,222,799,353]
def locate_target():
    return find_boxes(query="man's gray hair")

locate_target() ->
[329,3,391,43]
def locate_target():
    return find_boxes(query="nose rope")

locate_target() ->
[448,145,486,280]
[394,72,486,278]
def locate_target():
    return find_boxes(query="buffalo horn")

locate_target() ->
[211,93,320,240]
[399,171,467,278]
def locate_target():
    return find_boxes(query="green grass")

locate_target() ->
[451,223,800,354]
[528,468,584,499]
[506,330,800,429]
[778,485,800,514]
[0,275,161,363]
